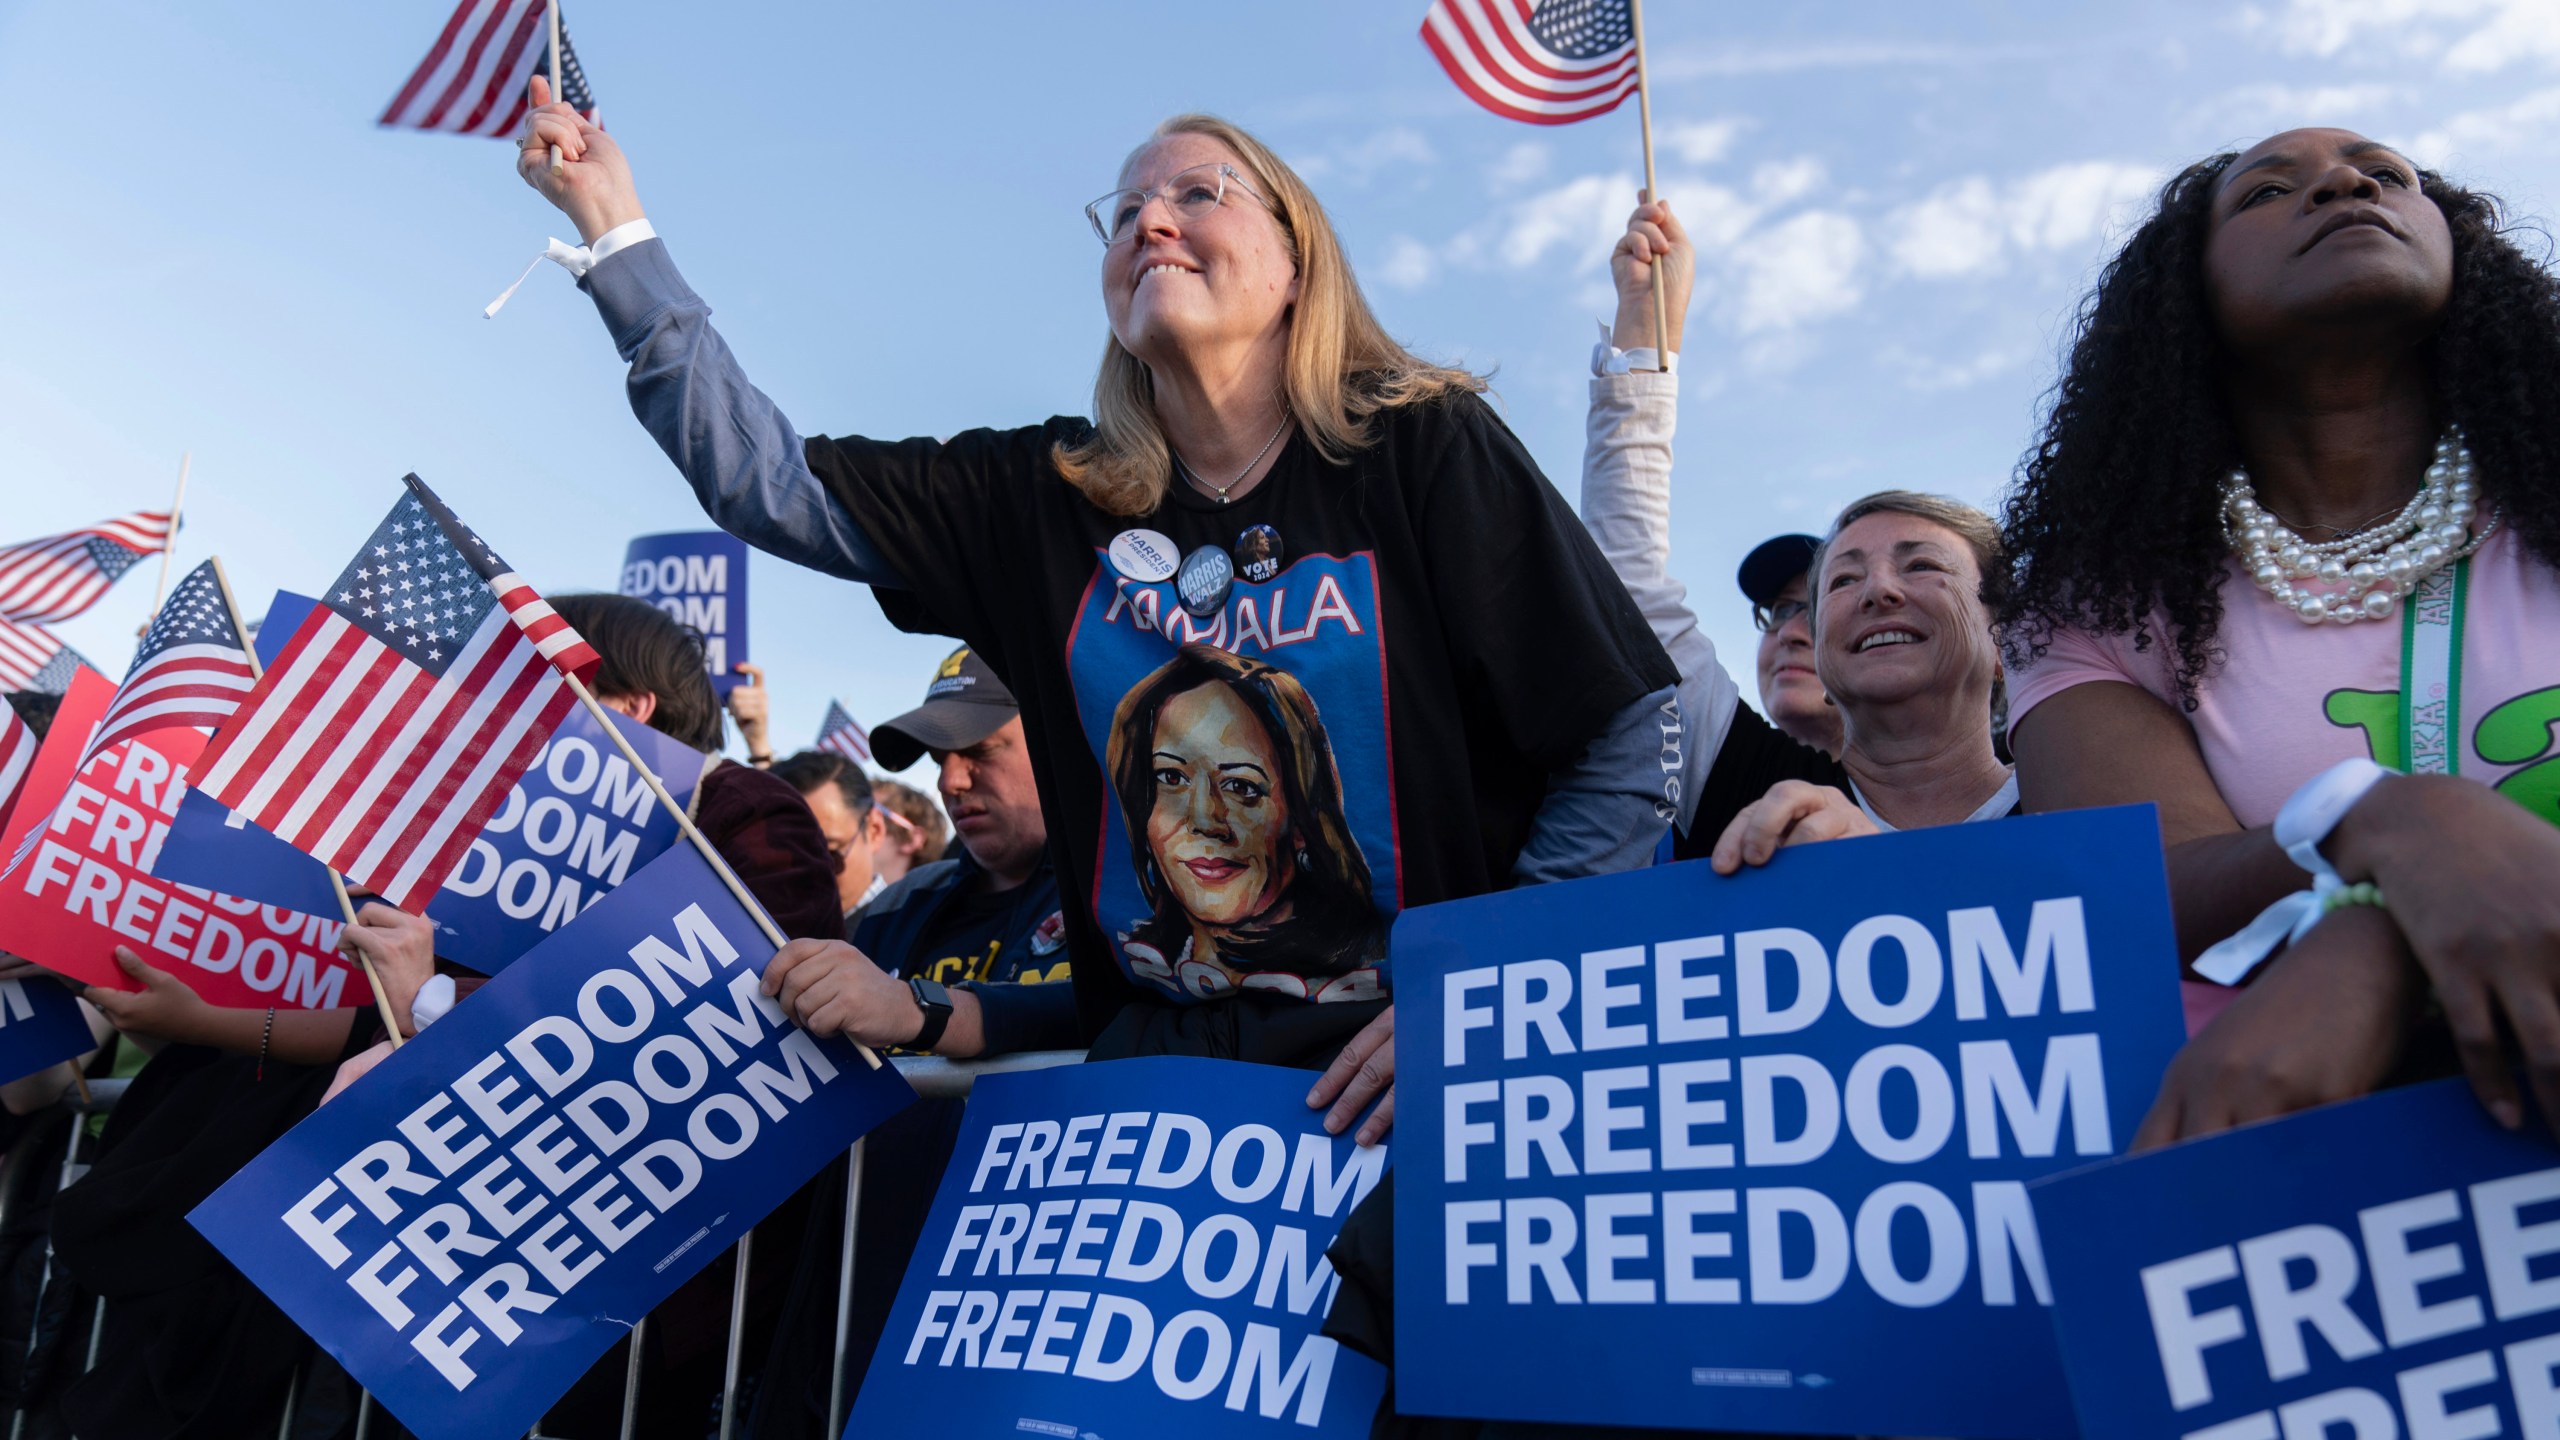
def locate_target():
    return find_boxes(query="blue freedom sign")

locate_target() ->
[1391,805,2187,1437]
[2036,1078,2560,1440]
[620,532,749,697]
[150,593,703,973]
[850,1057,1390,1439]
[0,976,94,1086]
[189,844,914,1440]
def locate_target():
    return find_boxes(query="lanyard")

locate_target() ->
[2399,558,2471,776]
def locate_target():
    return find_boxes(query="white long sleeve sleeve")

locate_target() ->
[1579,368,1740,838]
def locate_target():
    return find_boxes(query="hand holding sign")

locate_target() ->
[84,945,214,1043]
[2135,904,2419,1149]
[2327,775,2560,1135]
[1709,779,1880,875]
[1309,1006,1395,1146]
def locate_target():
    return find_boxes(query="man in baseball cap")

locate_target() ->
[869,644,1020,771]
[1736,533,1840,757]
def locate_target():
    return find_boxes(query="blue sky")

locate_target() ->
[7,0,2559,792]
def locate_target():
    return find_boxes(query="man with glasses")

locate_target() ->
[771,750,890,915]
[1739,532,1843,757]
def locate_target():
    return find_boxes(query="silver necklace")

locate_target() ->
[1174,409,1292,506]
[2221,431,2496,625]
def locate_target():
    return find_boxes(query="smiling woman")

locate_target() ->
[1997,127,2560,1147]
[509,88,1679,1160]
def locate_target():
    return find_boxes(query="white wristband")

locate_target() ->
[2193,758,2394,986]
[2273,757,2392,877]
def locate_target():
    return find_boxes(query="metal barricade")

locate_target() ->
[0,1053,1087,1439]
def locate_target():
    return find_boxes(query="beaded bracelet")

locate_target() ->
[2321,881,2387,915]
[256,1006,276,1081]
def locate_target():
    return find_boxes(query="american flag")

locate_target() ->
[0,703,38,834]
[80,560,257,765]
[816,700,872,764]
[1422,0,1641,125]
[0,510,174,624]
[0,619,90,695]
[192,475,600,912]
[380,0,596,139]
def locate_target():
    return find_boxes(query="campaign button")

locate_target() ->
[1107,529,1179,583]
[1232,523,1283,584]
[1176,545,1234,617]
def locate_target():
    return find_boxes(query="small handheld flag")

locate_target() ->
[1422,0,1639,125]
[379,0,596,140]
[193,476,598,912]
[816,700,872,765]
[1422,0,1672,370]
[0,510,176,624]
[0,704,37,834]
[0,620,87,695]
[80,559,256,764]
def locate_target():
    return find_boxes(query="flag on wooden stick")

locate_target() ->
[379,0,596,139]
[81,559,256,764]
[193,476,599,912]
[816,700,872,765]
[0,510,175,623]
[0,704,38,834]
[1422,0,1640,125]
[0,620,86,695]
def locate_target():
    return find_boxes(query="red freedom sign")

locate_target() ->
[0,670,362,1009]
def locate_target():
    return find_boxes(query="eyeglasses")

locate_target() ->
[1084,163,1268,247]
[1752,599,1810,633]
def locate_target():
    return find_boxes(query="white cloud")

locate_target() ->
[1374,236,1437,290]
[1487,172,1642,271]
[1293,127,1436,186]
[1729,211,1866,334]
[2412,85,2560,162]
[1887,162,2159,279]
[1750,158,1827,208]
[1661,118,1749,166]
[2206,81,2408,128]
[2248,0,2560,72]
[1487,142,1550,191]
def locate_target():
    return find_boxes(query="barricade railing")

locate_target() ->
[0,1052,1087,1439]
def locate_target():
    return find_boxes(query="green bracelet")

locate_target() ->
[2321,881,2386,915]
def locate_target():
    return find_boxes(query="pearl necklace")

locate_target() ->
[2221,433,2497,625]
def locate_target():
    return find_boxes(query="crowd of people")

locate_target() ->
[0,88,2551,1439]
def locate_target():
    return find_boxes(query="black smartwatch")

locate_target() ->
[906,976,954,1052]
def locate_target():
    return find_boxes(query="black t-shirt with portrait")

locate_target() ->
[806,393,1676,1041]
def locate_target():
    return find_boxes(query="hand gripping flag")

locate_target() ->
[380,0,597,139]
[815,699,871,764]
[79,559,256,764]
[1422,0,1641,125]
[192,476,599,912]
[0,510,174,623]
[0,704,36,834]
[0,619,87,694]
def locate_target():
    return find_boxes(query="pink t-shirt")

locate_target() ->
[2004,528,2560,1030]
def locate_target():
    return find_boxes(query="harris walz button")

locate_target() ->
[1232,524,1283,584]
[1108,528,1180,583]
[1175,544,1234,616]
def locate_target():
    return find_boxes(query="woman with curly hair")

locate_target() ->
[2000,127,2560,1145]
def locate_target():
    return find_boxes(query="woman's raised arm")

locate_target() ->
[515,79,900,588]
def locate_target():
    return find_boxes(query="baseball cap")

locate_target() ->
[1736,533,1822,607]
[870,646,1021,771]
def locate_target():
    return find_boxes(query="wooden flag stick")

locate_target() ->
[1629,0,1673,374]
[147,453,191,620]
[207,557,407,1050]
[545,0,567,178]
[561,673,883,1071]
